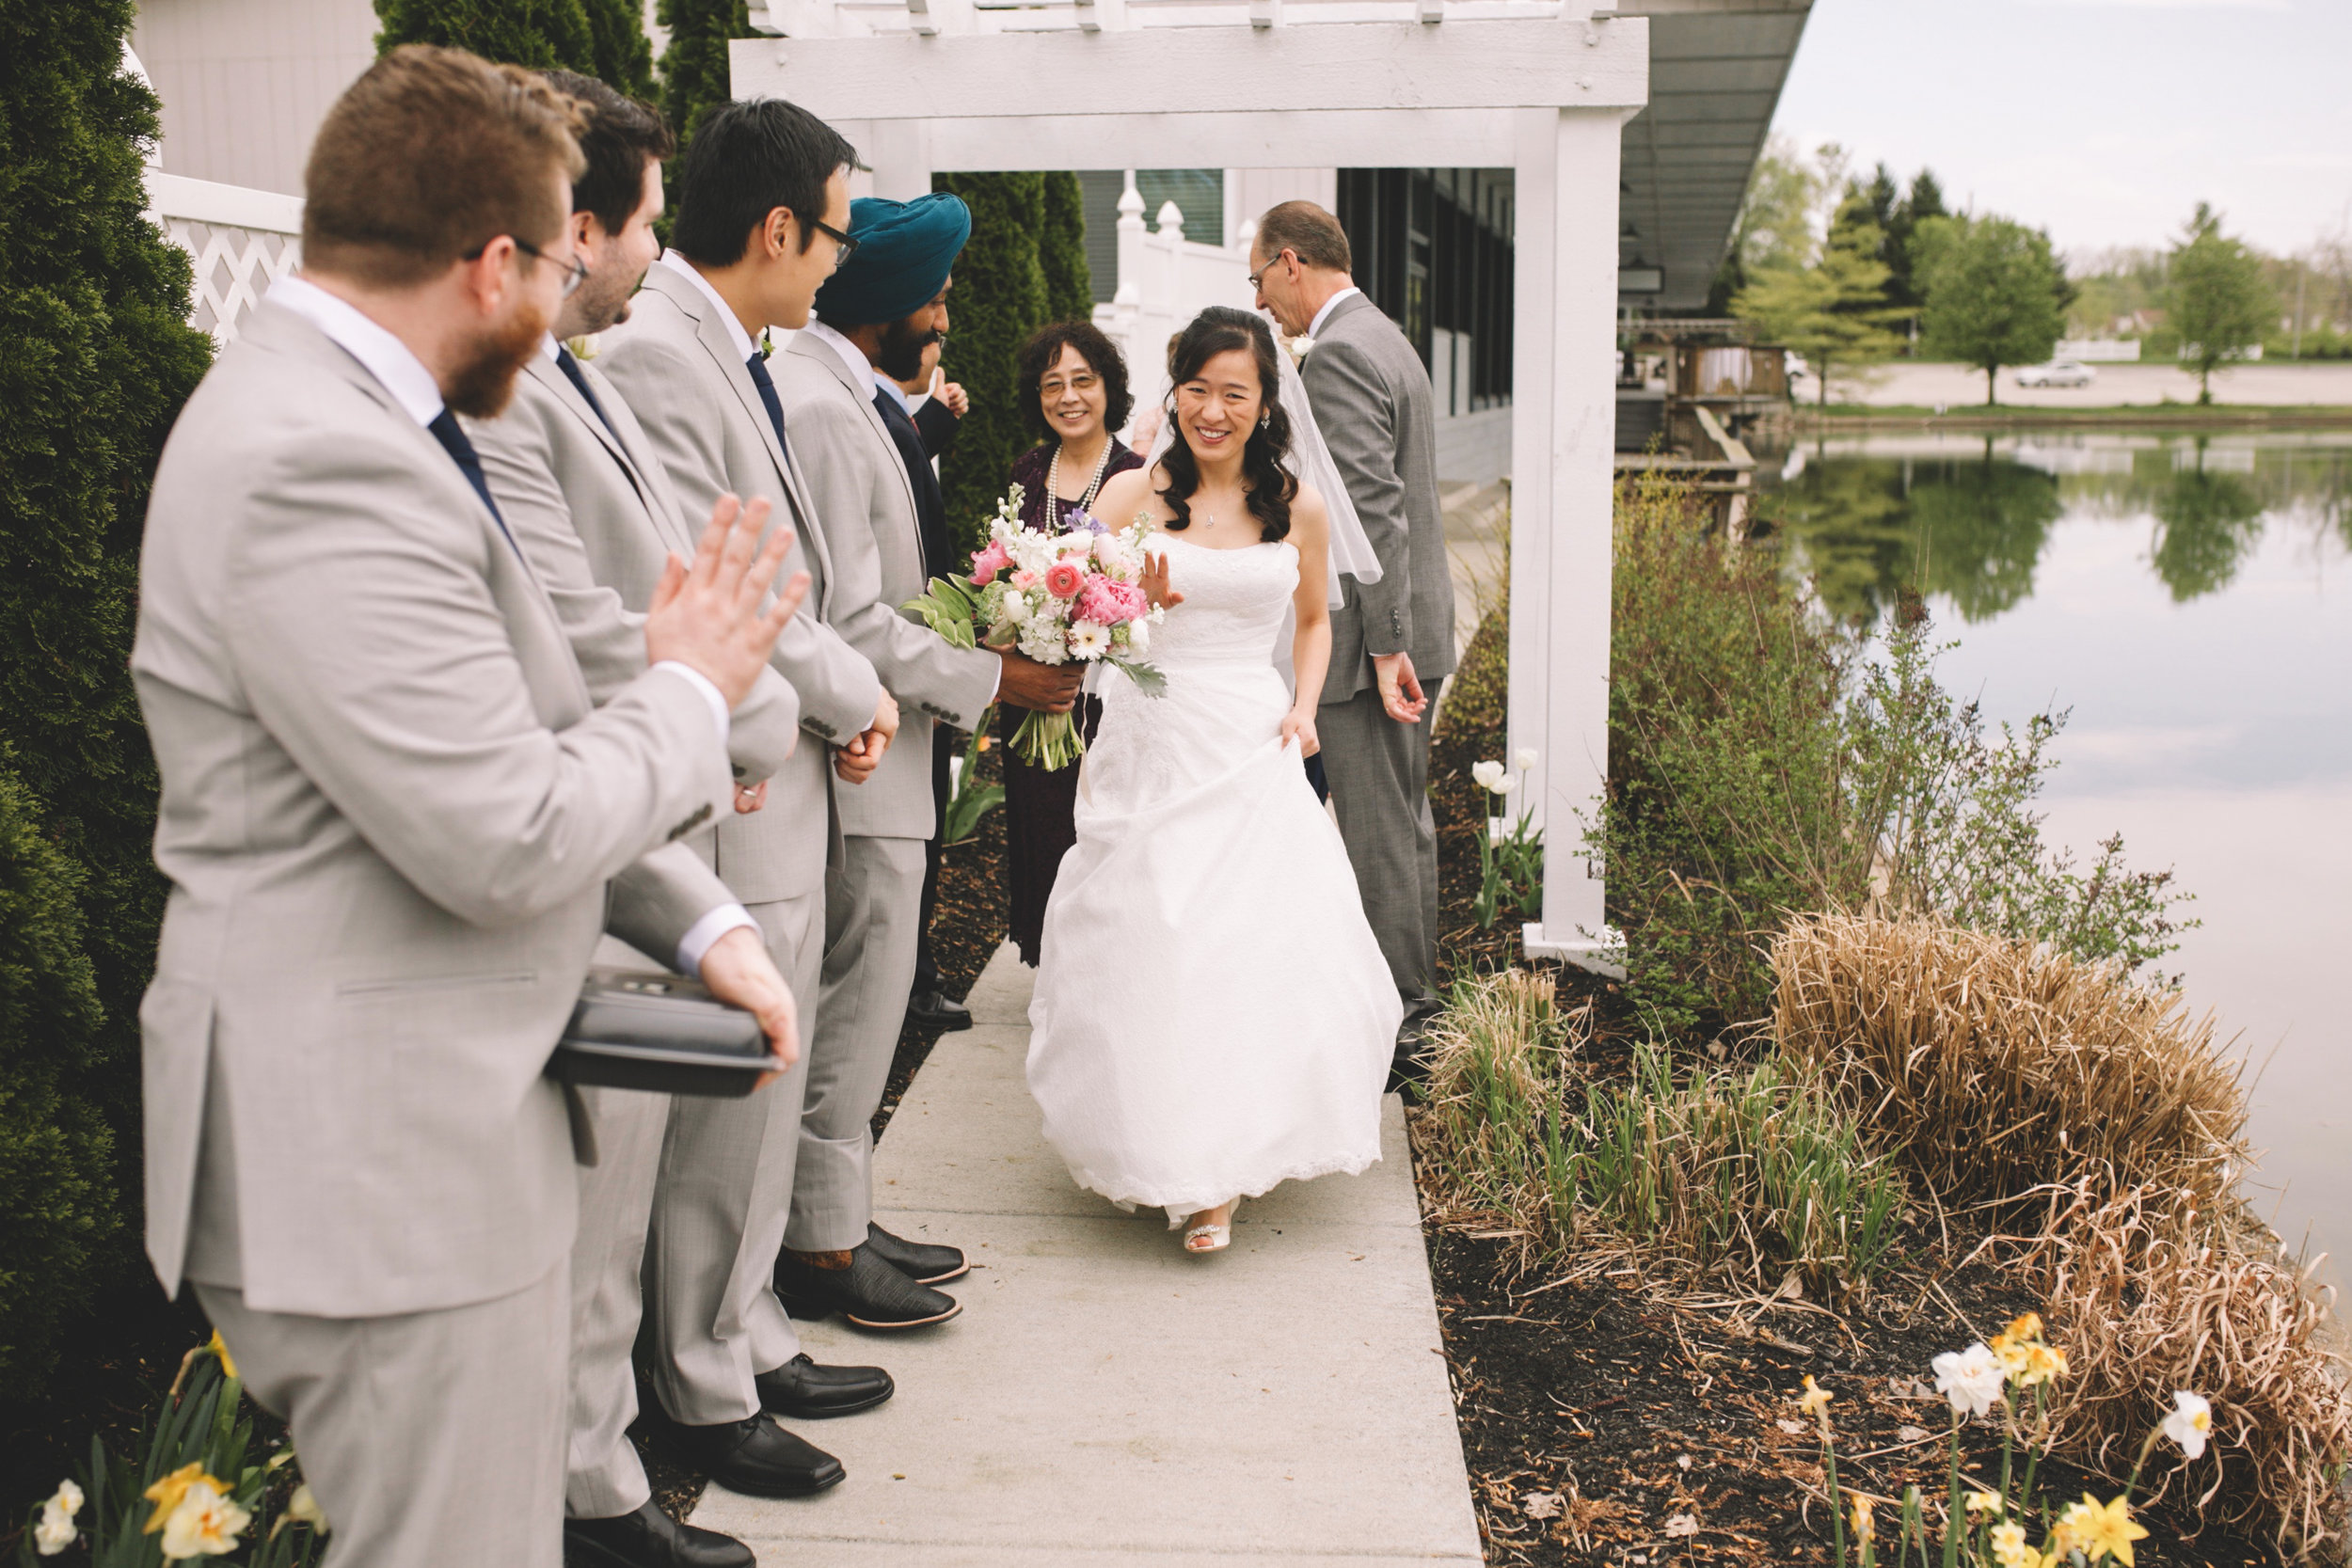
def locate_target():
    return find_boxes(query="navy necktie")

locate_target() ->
[872,388,953,581]
[744,351,792,467]
[426,409,519,557]
[555,345,617,439]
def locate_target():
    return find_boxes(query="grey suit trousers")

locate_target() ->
[564,1082,667,1518]
[199,1265,568,1568]
[1319,680,1448,1045]
[786,835,928,1252]
[642,891,820,1426]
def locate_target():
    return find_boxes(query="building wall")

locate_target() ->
[133,0,376,196]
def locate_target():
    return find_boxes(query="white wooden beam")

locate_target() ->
[826,107,1534,170]
[732,19,1646,119]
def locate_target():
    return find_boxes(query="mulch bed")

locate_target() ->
[1418,617,2286,1567]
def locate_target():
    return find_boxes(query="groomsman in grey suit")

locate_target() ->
[594,100,907,1490]
[1250,200,1457,1089]
[771,193,1083,1325]
[133,49,805,1568]
[464,75,887,1565]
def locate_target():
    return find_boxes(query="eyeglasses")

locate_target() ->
[809,216,861,273]
[1246,250,1291,293]
[465,235,589,298]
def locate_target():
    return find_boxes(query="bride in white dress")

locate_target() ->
[1025,307,1403,1253]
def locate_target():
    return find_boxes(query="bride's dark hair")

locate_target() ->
[1157,307,1296,542]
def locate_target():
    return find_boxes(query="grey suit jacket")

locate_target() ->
[1301,292,1456,701]
[772,336,998,839]
[464,350,803,811]
[596,265,884,902]
[134,299,737,1317]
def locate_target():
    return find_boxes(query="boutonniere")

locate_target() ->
[564,332,601,362]
[1285,333,1315,366]
[757,329,775,360]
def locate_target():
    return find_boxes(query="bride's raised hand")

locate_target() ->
[1280,706,1320,758]
[1140,548,1184,610]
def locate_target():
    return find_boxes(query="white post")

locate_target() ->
[1116,170,1146,308]
[1511,104,1627,976]
[864,119,932,200]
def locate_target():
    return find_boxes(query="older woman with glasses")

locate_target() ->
[996,320,1144,967]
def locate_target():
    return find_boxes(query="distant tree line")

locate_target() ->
[1717,137,2282,405]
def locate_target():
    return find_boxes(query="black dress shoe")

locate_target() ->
[905,985,973,1032]
[564,1500,754,1568]
[755,1353,894,1418]
[642,1409,844,1498]
[774,1243,962,1330]
[866,1221,969,1284]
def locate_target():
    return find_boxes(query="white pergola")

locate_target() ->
[734,6,1645,974]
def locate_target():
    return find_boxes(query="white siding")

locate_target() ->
[133,0,376,196]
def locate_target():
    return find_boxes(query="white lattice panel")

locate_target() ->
[165,218,300,344]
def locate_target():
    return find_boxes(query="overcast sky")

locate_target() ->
[1768,0,2351,261]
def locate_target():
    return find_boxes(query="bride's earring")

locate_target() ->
[1259,413,1271,430]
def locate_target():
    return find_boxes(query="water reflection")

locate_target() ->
[1755,429,2352,1279]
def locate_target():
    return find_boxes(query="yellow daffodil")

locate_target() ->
[145,1464,219,1534]
[159,1476,250,1560]
[207,1330,237,1381]
[1965,1490,2005,1516]
[2015,1339,2068,1387]
[2061,1494,2148,1567]
[1797,1374,1834,1418]
[2163,1390,2214,1460]
[2005,1311,2044,1342]
[1989,1521,2036,1568]
[1850,1493,1875,1543]
[286,1483,329,1531]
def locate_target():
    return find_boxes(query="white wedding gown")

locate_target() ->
[1025,535,1403,1221]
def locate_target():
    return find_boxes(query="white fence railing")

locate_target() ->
[1091,171,1255,432]
[145,170,303,345]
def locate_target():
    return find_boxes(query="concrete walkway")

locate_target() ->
[693,944,1484,1567]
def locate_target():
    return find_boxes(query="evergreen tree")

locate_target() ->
[0,763,114,1389]
[1731,223,1906,407]
[584,0,656,98]
[1915,214,2068,405]
[1040,170,1093,324]
[373,0,596,70]
[658,0,752,160]
[934,173,1051,553]
[2169,202,2273,404]
[374,0,652,94]
[0,0,211,1381]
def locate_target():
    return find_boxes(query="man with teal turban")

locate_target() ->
[771,191,1083,1328]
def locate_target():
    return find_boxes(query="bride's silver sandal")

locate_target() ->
[1182,1199,1239,1253]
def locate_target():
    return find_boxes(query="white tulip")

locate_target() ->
[2162,1391,2213,1459]
[1514,748,1539,772]
[1470,759,1512,795]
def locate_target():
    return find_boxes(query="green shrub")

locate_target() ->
[1418,971,1905,1295]
[374,0,655,96]
[0,764,117,1390]
[932,173,1051,555]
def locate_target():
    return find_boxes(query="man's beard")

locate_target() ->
[876,316,942,383]
[444,294,552,419]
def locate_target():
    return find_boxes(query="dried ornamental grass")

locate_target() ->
[1772,912,2246,1214]
[2039,1190,2352,1556]
[1417,969,1586,1251]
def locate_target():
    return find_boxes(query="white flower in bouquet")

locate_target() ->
[2162,1390,2214,1459]
[34,1480,82,1556]
[1125,614,1151,654]
[1069,620,1112,660]
[1931,1341,2008,1418]
[1018,621,1069,664]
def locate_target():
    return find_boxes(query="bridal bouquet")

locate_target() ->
[902,483,1166,770]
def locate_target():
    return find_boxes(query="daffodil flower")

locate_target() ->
[159,1476,251,1560]
[33,1480,83,1557]
[2060,1494,2148,1567]
[207,1330,237,1381]
[2162,1390,2213,1459]
[145,1464,216,1534]
[1932,1341,2007,1418]
[1849,1492,1874,1543]
[1989,1521,2035,1568]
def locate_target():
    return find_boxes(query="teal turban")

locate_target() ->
[812,193,973,326]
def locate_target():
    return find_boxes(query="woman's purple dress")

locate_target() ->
[997,436,1146,965]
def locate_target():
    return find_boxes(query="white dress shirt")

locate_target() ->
[1307,285,1364,341]
[262,277,752,974]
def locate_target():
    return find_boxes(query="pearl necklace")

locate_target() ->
[1046,438,1113,533]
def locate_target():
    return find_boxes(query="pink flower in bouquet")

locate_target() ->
[969,539,1012,585]
[1043,560,1086,599]
[1012,568,1040,590]
[1076,575,1149,626]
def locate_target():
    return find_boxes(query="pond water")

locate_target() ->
[1756,429,2352,1280]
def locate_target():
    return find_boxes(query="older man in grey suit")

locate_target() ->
[464,75,889,1565]
[134,49,804,1568]
[771,192,1084,1327]
[1251,200,1457,1089]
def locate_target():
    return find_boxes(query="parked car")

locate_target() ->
[2015,359,2096,388]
